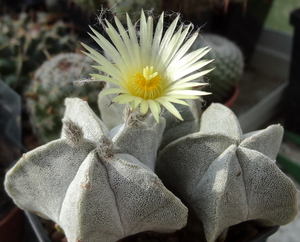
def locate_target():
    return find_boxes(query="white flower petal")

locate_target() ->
[148,100,160,122]
[150,13,164,65]
[114,16,137,66]
[169,32,199,64]
[89,74,125,88]
[126,13,141,68]
[113,94,137,104]
[173,59,214,80]
[81,44,123,79]
[158,14,180,57]
[156,98,183,121]
[88,28,127,73]
[140,100,149,114]
[105,20,132,67]
[171,46,211,72]
[158,97,189,106]
[174,68,214,84]
[82,10,214,122]
[100,88,124,96]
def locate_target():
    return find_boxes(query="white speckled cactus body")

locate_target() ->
[156,103,298,242]
[190,34,244,105]
[98,82,203,148]
[5,98,188,242]
[26,53,103,144]
[4,98,298,241]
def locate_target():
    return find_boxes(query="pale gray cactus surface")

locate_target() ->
[98,82,202,148]
[156,103,298,242]
[5,98,188,242]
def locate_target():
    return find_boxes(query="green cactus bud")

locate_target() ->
[26,53,103,144]
[0,12,79,92]
[5,97,188,242]
[156,103,298,242]
[190,33,244,106]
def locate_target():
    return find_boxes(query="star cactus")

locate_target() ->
[5,98,188,242]
[156,103,298,242]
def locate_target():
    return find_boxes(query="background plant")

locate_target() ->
[0,11,79,93]
[26,53,103,144]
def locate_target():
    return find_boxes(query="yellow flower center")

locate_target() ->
[128,66,163,100]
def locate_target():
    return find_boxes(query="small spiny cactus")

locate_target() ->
[26,53,103,144]
[190,33,244,106]
[0,12,79,92]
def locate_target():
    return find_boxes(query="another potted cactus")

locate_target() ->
[189,33,244,107]
[4,10,298,242]
[0,11,79,93]
[25,52,103,144]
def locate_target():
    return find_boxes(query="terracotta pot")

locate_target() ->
[224,85,240,109]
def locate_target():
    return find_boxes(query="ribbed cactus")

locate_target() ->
[156,103,298,242]
[0,12,78,92]
[26,53,102,144]
[5,98,188,242]
[190,33,244,106]
[4,98,298,241]
[98,82,203,148]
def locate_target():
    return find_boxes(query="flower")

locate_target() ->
[82,10,213,122]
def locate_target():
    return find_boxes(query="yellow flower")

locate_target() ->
[82,10,213,122]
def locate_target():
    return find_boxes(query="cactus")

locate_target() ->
[26,53,102,144]
[156,103,298,242]
[3,8,298,242]
[190,33,244,106]
[0,12,79,93]
[5,98,188,242]
[98,82,203,148]
[4,98,298,241]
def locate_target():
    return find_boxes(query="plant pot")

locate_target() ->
[203,85,239,110]
[224,85,239,109]
[25,211,280,242]
[0,206,25,242]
